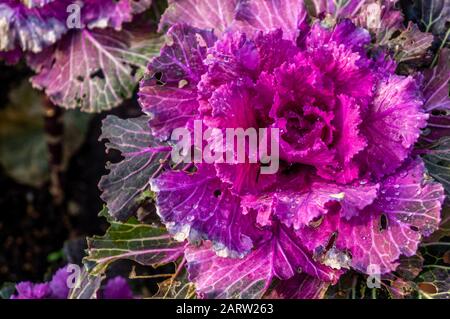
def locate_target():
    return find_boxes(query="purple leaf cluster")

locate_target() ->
[99,0,449,298]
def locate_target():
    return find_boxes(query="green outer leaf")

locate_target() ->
[85,207,184,275]
[0,282,16,299]
[417,267,450,299]
[423,137,450,193]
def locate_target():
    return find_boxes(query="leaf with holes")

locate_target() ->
[99,115,171,221]
[150,165,269,258]
[153,266,196,299]
[417,268,449,299]
[68,268,104,300]
[298,159,445,274]
[28,26,163,112]
[138,24,216,140]
[85,207,185,275]
[403,0,450,44]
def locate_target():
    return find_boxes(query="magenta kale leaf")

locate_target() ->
[96,0,448,298]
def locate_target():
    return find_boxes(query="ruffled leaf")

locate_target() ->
[275,181,379,230]
[360,75,428,178]
[150,165,267,257]
[186,225,338,299]
[299,159,445,274]
[139,24,216,140]
[0,0,67,53]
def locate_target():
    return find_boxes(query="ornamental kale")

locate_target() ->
[1,0,449,300]
[95,0,449,299]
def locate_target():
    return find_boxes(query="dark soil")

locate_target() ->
[0,62,148,285]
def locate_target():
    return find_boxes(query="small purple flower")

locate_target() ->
[101,277,134,299]
[11,282,51,299]
[11,267,134,299]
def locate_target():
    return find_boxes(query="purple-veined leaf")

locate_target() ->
[299,159,445,274]
[423,205,450,241]
[99,115,171,220]
[159,0,239,34]
[160,0,307,40]
[185,241,273,299]
[232,0,307,40]
[85,207,185,275]
[388,22,434,64]
[274,180,379,230]
[360,74,428,178]
[80,0,153,31]
[265,274,329,299]
[28,26,163,112]
[185,224,339,299]
[150,165,268,258]
[139,24,216,140]
[423,49,450,112]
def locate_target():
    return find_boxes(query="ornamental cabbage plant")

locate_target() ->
[91,0,450,299]
[2,0,449,300]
